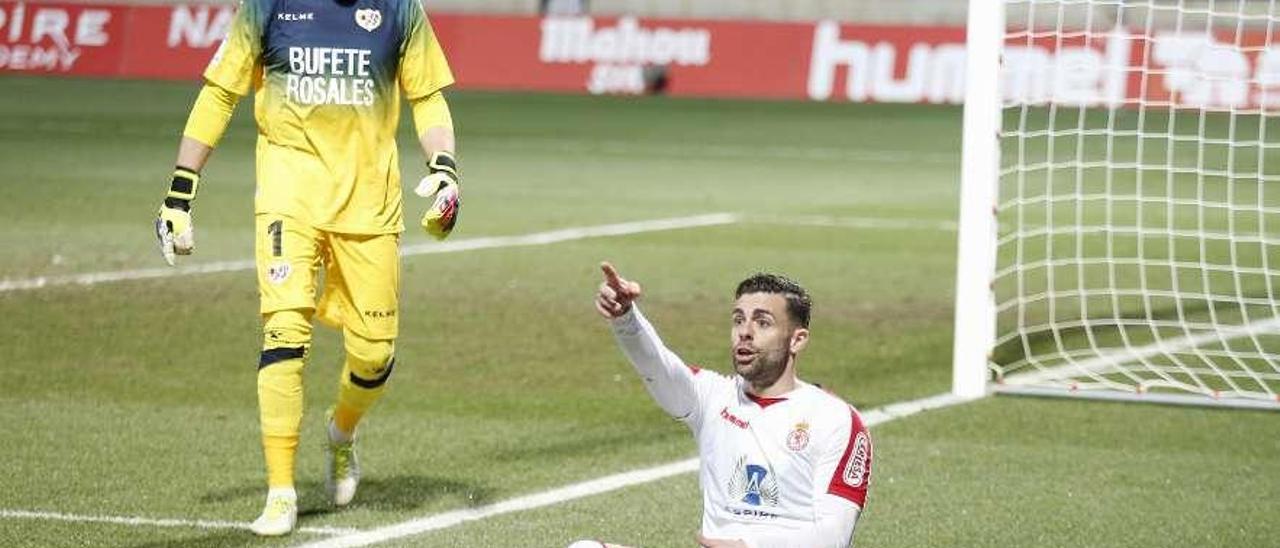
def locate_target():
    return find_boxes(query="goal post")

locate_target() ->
[954,0,1280,410]
[953,0,1005,401]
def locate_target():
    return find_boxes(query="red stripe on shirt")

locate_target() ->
[827,407,872,507]
[745,392,788,409]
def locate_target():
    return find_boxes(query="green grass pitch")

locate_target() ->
[0,76,1276,547]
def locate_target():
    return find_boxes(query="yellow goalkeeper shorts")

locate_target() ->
[254,214,400,340]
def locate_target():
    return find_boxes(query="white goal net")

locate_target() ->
[962,0,1280,409]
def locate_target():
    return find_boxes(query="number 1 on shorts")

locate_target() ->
[268,220,283,257]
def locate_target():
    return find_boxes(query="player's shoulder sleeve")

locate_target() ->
[203,0,270,95]
[815,395,873,509]
[680,364,737,431]
[397,0,455,100]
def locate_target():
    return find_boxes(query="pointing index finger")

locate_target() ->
[600,261,624,288]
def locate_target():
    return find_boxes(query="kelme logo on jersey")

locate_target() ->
[842,431,870,488]
[355,9,382,32]
[727,456,779,508]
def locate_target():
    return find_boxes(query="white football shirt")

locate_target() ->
[611,307,872,548]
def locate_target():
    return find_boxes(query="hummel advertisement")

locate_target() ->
[5,1,1280,109]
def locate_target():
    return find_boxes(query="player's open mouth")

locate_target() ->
[734,347,756,363]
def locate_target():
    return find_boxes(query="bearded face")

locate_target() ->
[730,292,805,391]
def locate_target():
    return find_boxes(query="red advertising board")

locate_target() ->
[0,1,129,76]
[432,14,827,99]
[119,3,232,80]
[3,1,1279,110]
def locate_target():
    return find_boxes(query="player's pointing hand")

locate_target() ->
[596,261,642,319]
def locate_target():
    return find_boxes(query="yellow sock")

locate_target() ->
[258,356,305,488]
[333,363,389,436]
[333,398,364,438]
[332,334,394,438]
[262,435,299,488]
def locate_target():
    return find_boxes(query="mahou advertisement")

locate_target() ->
[4,0,1280,110]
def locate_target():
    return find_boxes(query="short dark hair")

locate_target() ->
[735,273,812,328]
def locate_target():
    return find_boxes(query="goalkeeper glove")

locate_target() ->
[414,150,461,240]
[155,167,199,266]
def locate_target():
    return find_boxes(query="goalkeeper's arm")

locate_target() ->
[410,91,460,239]
[155,82,239,265]
[179,81,239,166]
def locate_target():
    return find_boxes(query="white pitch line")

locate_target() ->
[751,214,957,232]
[0,213,739,294]
[398,213,738,255]
[0,393,977,542]
[0,212,958,294]
[857,391,981,426]
[0,509,358,536]
[297,391,977,548]
[0,260,258,293]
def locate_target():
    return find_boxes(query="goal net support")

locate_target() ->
[954,0,1280,410]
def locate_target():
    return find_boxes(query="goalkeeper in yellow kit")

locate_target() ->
[153,0,458,536]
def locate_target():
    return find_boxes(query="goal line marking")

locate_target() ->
[0,214,738,293]
[0,509,358,536]
[296,391,978,548]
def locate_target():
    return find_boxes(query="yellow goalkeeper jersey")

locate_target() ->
[205,0,454,234]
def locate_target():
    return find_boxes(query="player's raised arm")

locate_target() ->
[596,262,642,318]
[598,262,704,421]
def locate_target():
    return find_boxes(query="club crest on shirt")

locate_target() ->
[267,261,292,285]
[841,431,870,488]
[355,8,382,32]
[785,421,810,452]
[727,456,779,508]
